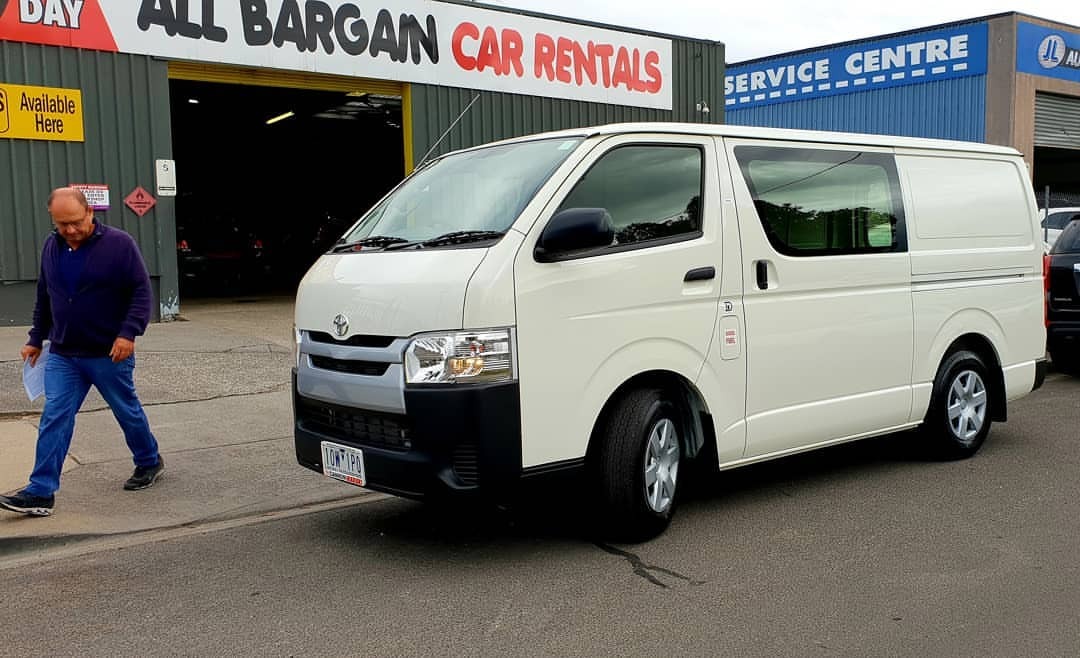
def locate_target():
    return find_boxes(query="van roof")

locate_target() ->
[487,122,1021,156]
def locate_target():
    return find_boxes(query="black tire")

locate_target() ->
[594,388,683,542]
[1050,348,1080,377]
[921,350,993,460]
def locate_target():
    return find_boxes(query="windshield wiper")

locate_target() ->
[424,230,506,246]
[331,235,409,253]
[383,230,506,251]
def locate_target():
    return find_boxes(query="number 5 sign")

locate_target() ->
[155,159,177,197]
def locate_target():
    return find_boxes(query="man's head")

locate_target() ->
[48,187,95,248]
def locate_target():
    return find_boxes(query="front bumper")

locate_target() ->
[293,370,522,500]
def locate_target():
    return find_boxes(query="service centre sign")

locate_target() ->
[725,24,988,110]
[1017,21,1080,84]
[0,82,84,142]
[0,1,673,110]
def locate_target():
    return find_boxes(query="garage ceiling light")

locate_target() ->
[266,111,295,125]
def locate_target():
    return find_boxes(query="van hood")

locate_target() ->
[295,250,488,338]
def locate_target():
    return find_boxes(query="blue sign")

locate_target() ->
[1017,21,1080,83]
[725,24,988,110]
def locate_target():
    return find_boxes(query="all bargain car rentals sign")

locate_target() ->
[0,1,673,110]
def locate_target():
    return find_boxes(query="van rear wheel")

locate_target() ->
[921,350,993,460]
[595,388,682,542]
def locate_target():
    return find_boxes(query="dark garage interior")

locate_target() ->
[1034,146,1080,208]
[169,79,404,297]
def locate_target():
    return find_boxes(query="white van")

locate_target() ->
[292,123,1047,540]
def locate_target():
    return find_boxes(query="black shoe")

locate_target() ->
[0,490,54,517]
[124,457,165,491]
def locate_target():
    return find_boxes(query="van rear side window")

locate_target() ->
[734,146,905,256]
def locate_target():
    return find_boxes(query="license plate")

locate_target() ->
[321,441,366,487]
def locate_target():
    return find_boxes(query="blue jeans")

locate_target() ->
[24,353,160,497]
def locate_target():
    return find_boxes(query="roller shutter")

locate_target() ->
[1035,92,1080,150]
[167,61,403,95]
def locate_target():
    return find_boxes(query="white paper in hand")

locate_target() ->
[22,343,49,402]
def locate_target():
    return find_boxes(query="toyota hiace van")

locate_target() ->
[292,123,1047,539]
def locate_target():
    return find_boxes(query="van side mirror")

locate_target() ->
[534,208,615,262]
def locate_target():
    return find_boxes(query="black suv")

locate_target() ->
[1047,218,1080,375]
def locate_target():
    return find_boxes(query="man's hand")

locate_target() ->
[110,337,135,363]
[20,345,42,367]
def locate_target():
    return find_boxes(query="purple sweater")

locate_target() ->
[28,222,153,357]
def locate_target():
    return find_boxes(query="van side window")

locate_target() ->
[734,146,906,256]
[557,145,703,248]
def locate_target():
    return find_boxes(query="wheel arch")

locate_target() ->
[918,306,1010,423]
[585,370,713,468]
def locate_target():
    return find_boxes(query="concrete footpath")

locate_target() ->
[0,297,370,548]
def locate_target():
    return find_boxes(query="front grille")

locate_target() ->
[309,355,390,377]
[308,331,396,348]
[297,397,411,451]
[452,442,480,486]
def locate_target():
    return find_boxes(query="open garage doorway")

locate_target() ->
[1033,146,1080,209]
[169,76,405,298]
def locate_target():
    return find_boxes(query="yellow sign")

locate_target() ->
[0,83,84,143]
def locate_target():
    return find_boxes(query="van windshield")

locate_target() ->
[338,137,583,249]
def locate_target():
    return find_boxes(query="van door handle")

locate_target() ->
[756,260,769,290]
[684,267,715,282]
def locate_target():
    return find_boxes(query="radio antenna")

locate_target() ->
[416,93,481,167]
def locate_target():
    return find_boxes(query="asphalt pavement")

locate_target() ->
[0,296,371,547]
[1,373,1078,656]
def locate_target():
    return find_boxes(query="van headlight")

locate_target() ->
[404,328,516,385]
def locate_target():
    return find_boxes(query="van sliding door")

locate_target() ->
[724,139,915,458]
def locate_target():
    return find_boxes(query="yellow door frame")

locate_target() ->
[167,62,414,174]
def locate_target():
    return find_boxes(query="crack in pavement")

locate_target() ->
[136,384,291,408]
[139,344,289,354]
[0,494,383,569]
[0,385,289,421]
[0,344,289,364]
[64,435,294,467]
[594,542,706,589]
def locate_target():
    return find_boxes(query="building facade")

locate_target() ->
[0,0,725,324]
[725,12,1080,205]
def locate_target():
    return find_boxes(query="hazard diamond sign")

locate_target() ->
[125,186,155,217]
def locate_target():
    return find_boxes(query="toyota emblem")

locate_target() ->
[332,314,349,338]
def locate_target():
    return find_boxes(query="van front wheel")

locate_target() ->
[595,388,682,542]
[922,350,992,459]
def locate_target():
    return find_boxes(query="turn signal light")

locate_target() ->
[449,356,485,376]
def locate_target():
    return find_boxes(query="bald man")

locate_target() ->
[1,187,163,517]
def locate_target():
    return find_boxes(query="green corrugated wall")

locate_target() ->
[0,42,176,324]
